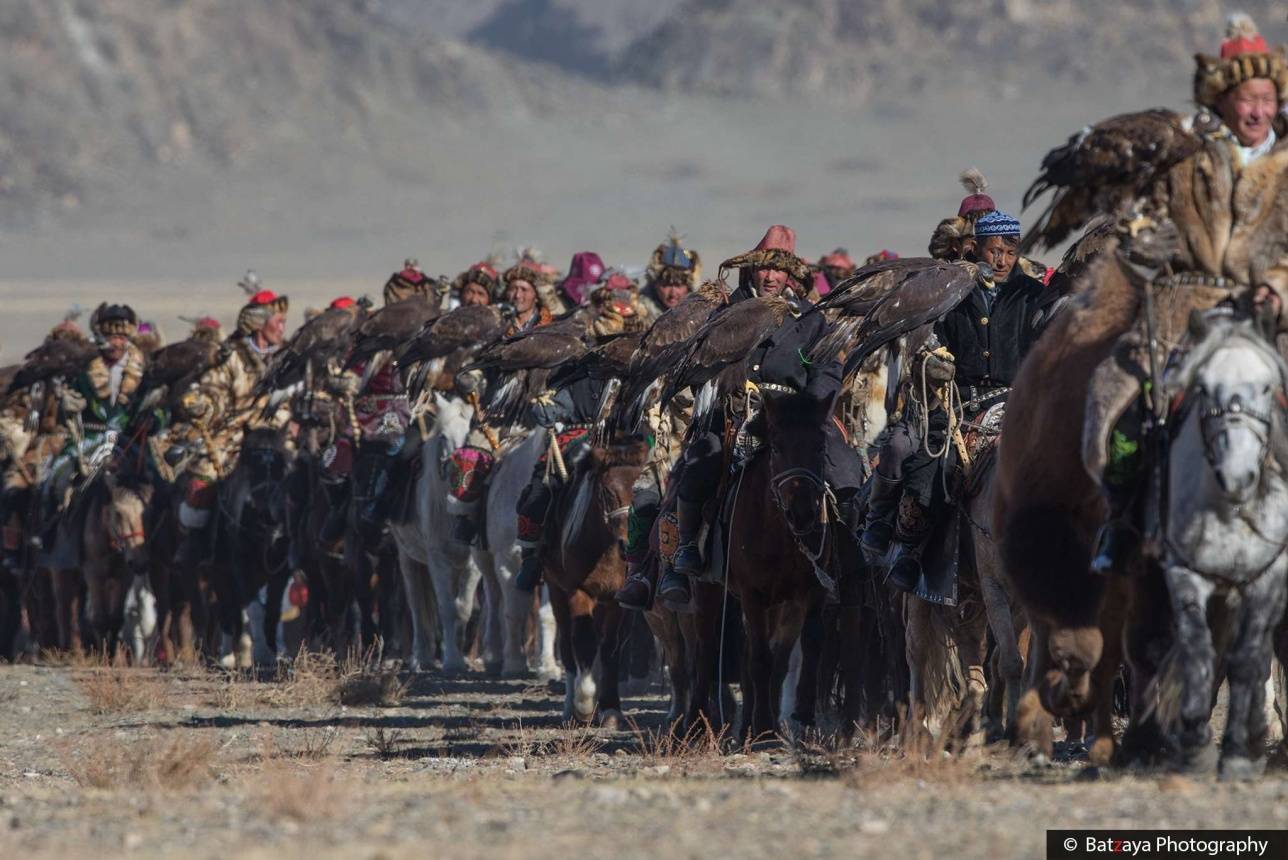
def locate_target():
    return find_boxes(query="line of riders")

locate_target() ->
[3,13,1288,773]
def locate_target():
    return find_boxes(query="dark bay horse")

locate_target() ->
[543,437,649,725]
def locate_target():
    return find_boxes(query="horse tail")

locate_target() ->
[923,605,966,725]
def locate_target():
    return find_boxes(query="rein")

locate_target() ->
[769,465,839,593]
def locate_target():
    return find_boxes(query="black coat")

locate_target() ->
[934,269,1045,389]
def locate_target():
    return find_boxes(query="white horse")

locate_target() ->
[474,427,560,680]
[1162,311,1288,778]
[389,394,483,672]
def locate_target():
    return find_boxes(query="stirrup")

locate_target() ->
[672,542,702,576]
[1090,520,1142,576]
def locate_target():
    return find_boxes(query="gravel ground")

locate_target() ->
[1,663,1285,860]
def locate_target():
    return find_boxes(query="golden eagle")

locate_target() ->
[1021,109,1201,252]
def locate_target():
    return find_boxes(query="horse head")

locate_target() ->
[1171,309,1288,506]
[762,389,833,540]
[587,438,650,543]
[230,427,291,526]
[101,471,152,576]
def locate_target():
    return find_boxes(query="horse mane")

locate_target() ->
[590,439,649,470]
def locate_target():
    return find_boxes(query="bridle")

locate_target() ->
[769,464,839,593]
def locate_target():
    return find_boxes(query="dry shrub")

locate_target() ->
[792,705,1000,787]
[253,761,351,822]
[631,714,730,766]
[363,727,405,759]
[255,724,340,762]
[76,663,167,714]
[265,649,343,708]
[339,670,407,707]
[548,724,607,759]
[62,733,217,790]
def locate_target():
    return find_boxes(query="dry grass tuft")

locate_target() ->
[253,761,351,822]
[61,733,218,790]
[76,661,167,714]
[256,724,340,762]
[363,727,406,759]
[792,705,1001,787]
[339,670,407,708]
[631,715,730,766]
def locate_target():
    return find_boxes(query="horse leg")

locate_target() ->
[565,588,599,723]
[1166,565,1218,772]
[790,599,823,730]
[536,587,561,681]
[952,605,991,745]
[1121,567,1172,766]
[595,600,625,728]
[396,551,435,672]
[1218,567,1287,780]
[476,551,504,676]
[740,596,775,743]
[426,547,468,673]
[980,564,1024,742]
[1015,616,1055,758]
[546,584,580,721]
[647,606,689,729]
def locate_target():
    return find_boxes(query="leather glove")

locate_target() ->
[326,372,361,397]
[920,348,956,385]
[60,389,87,415]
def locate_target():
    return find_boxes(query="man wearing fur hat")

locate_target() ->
[318,263,428,546]
[640,233,701,319]
[28,304,149,548]
[1,318,89,568]
[1025,13,1288,572]
[511,270,649,591]
[453,261,501,308]
[665,225,820,595]
[501,257,559,336]
[170,273,291,564]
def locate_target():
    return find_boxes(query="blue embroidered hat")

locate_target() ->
[974,210,1021,237]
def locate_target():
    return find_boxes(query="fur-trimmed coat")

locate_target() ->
[72,343,146,430]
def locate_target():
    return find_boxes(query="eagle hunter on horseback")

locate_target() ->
[858,200,1053,601]
[996,12,1288,767]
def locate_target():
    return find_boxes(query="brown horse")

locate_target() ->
[543,437,649,725]
[993,252,1173,764]
[724,391,840,741]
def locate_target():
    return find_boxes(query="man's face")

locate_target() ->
[460,282,491,307]
[102,334,129,362]
[259,312,287,347]
[656,282,688,309]
[507,280,536,314]
[752,267,790,297]
[1221,77,1278,147]
[976,236,1018,282]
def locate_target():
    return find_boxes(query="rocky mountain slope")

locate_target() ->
[622,0,1287,101]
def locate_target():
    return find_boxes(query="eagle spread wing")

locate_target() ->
[1021,108,1200,252]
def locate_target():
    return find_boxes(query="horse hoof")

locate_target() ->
[599,709,623,731]
[1088,735,1115,767]
[1218,755,1263,782]
[535,665,563,683]
[1177,743,1218,775]
[217,653,236,670]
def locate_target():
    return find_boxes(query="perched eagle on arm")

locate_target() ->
[658,293,793,418]
[801,258,989,378]
[1021,108,1201,253]
[5,337,97,394]
[614,280,729,428]
[258,301,367,394]
[344,294,442,369]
